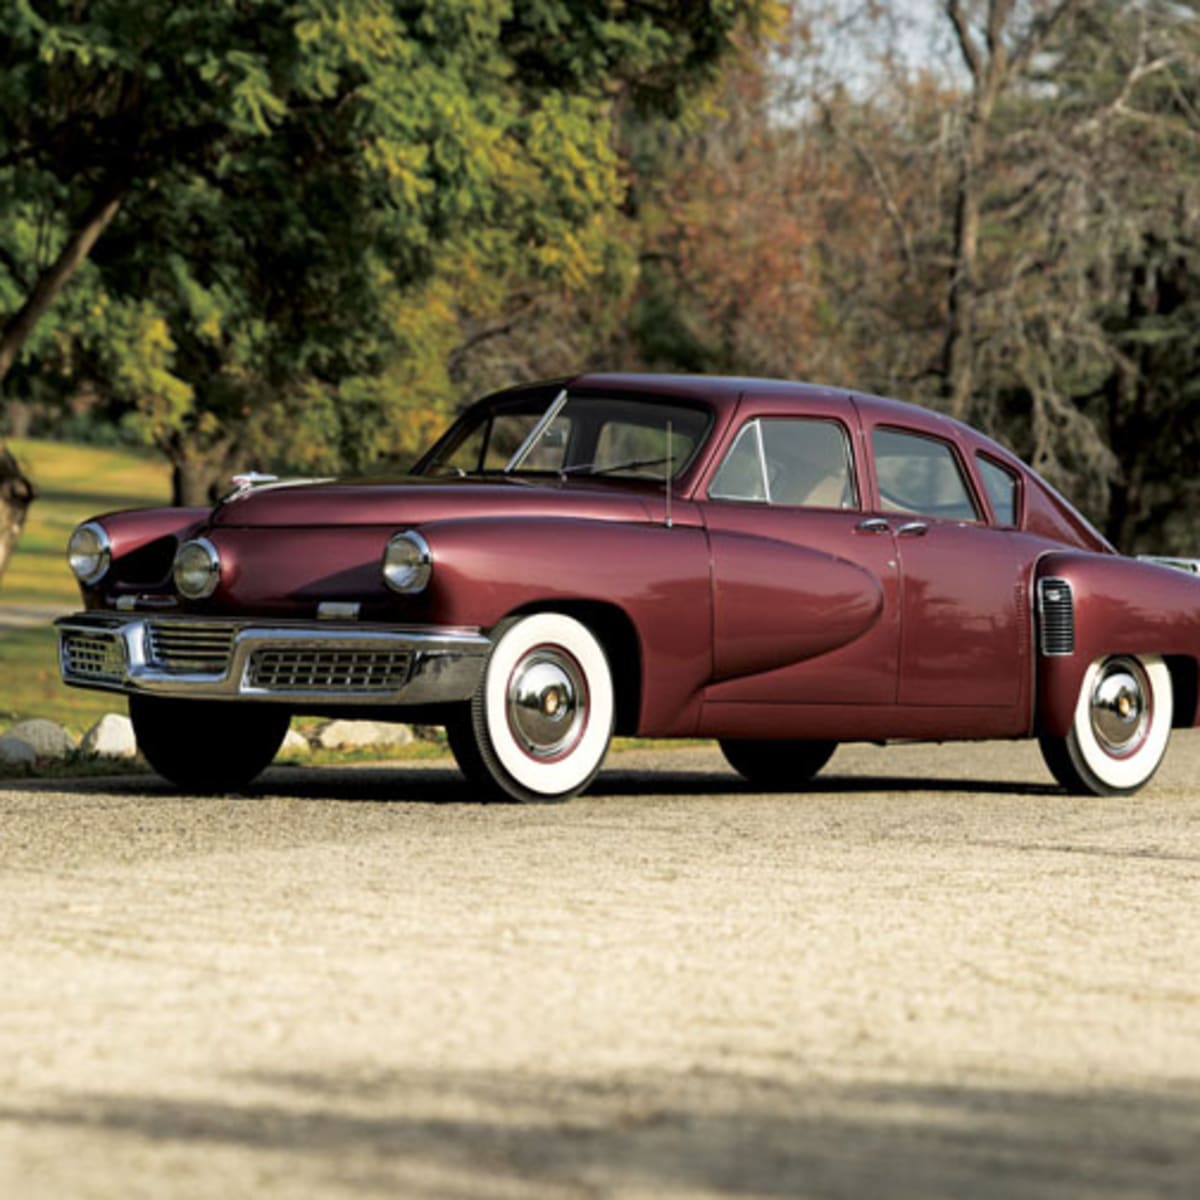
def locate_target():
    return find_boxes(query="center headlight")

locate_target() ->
[174,537,221,599]
[382,530,432,594]
[67,521,112,585]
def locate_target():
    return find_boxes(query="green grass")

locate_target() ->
[0,439,172,734]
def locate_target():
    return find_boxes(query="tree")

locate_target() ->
[0,0,777,576]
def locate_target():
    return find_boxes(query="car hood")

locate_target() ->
[208,475,660,528]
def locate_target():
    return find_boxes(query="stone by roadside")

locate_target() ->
[80,713,138,759]
[0,713,434,774]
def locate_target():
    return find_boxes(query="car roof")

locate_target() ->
[568,373,991,445]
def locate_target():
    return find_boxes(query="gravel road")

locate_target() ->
[1,734,1198,1199]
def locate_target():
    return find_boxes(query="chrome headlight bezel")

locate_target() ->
[67,521,112,586]
[382,530,432,595]
[174,537,221,599]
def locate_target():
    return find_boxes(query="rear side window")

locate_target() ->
[977,455,1020,526]
[709,417,857,508]
[872,428,980,521]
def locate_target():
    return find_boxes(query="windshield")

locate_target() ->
[416,392,712,481]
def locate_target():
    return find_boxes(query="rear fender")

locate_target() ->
[1035,553,1200,735]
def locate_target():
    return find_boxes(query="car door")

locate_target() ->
[861,420,1028,712]
[699,395,901,706]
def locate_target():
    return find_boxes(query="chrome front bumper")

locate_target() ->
[55,613,491,705]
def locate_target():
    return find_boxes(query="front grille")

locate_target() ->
[61,630,125,682]
[247,647,413,693]
[146,621,236,674]
[1037,577,1075,656]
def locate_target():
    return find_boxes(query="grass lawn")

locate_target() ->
[0,439,172,734]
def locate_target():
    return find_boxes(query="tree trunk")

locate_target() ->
[0,175,128,385]
[171,445,235,508]
[0,444,35,587]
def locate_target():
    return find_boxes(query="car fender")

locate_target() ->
[416,515,714,736]
[1035,552,1200,735]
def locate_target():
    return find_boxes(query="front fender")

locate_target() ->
[1036,552,1200,735]
[417,516,713,735]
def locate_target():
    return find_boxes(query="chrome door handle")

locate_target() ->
[855,518,890,535]
[896,521,929,537]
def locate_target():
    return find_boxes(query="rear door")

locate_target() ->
[861,421,1028,710]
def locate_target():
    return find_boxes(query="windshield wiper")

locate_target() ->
[560,456,672,479]
[504,388,568,474]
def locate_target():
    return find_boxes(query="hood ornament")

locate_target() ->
[227,472,279,499]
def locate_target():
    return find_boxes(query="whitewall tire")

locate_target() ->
[1039,654,1172,796]
[469,613,615,802]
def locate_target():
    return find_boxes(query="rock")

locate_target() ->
[81,713,138,759]
[279,728,312,756]
[312,719,414,751]
[0,735,36,767]
[3,718,75,761]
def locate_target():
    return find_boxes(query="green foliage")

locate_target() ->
[1,0,772,497]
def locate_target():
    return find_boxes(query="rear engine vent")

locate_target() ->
[1037,577,1075,657]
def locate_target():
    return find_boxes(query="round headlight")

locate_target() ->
[382,530,432,594]
[67,521,112,585]
[174,537,221,599]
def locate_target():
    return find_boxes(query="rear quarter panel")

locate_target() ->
[1036,552,1200,734]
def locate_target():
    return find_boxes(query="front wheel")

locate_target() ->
[466,613,615,803]
[129,695,290,792]
[720,738,837,789]
[1038,654,1173,796]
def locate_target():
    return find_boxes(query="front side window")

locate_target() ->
[977,454,1021,526]
[872,428,980,521]
[709,417,857,508]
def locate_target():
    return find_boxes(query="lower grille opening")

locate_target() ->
[146,621,237,674]
[248,648,413,693]
[61,630,125,682]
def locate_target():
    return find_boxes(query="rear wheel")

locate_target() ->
[465,613,615,803]
[129,695,290,792]
[720,738,837,789]
[1038,654,1172,796]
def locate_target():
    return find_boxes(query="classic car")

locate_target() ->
[56,373,1200,801]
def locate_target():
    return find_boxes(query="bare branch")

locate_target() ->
[944,0,983,85]
[849,137,917,279]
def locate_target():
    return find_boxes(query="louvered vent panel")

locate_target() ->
[1037,578,1075,657]
[146,621,236,673]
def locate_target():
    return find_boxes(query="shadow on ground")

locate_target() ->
[0,762,1061,803]
[3,1066,1197,1197]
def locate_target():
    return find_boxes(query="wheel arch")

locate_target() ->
[507,598,643,736]
[1165,655,1199,728]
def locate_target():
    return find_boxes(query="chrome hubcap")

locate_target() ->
[507,649,587,759]
[1089,657,1150,757]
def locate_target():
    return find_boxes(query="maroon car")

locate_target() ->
[57,374,1200,800]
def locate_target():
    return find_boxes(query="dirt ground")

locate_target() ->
[1,734,1198,1198]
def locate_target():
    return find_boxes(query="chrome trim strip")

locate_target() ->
[1137,555,1200,576]
[55,613,490,704]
